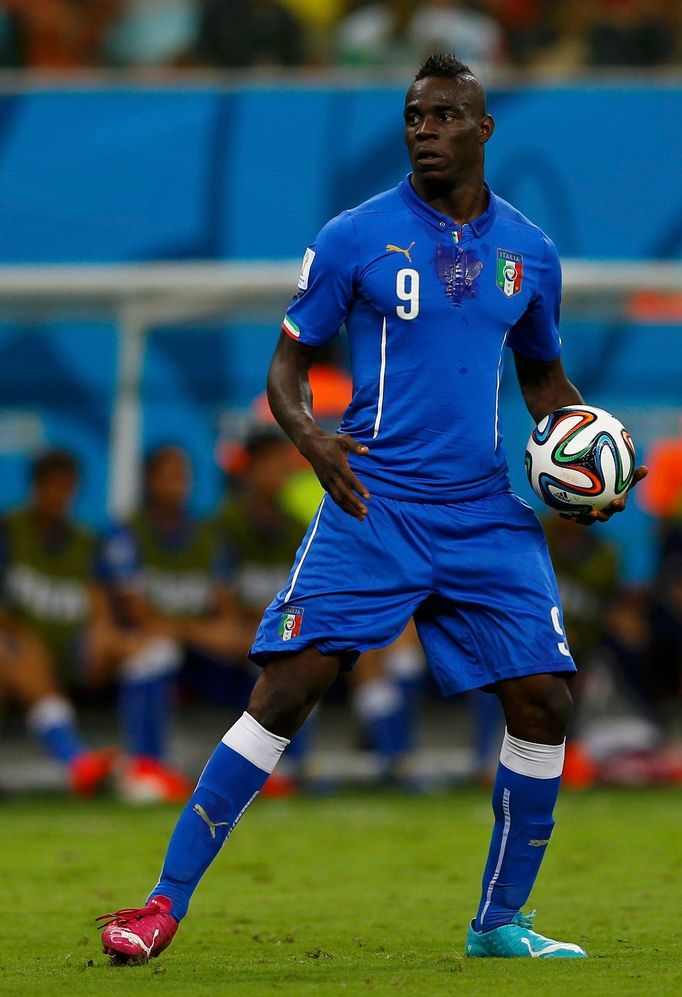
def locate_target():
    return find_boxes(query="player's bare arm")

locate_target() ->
[267,332,371,520]
[513,353,582,423]
[514,352,647,524]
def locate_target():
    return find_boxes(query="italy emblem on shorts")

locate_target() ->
[278,606,304,641]
[496,250,523,297]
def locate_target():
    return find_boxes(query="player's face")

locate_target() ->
[147,451,192,512]
[33,471,78,520]
[247,443,295,499]
[404,77,493,185]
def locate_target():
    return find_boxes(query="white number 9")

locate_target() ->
[396,268,420,320]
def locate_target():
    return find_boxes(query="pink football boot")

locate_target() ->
[97,896,178,963]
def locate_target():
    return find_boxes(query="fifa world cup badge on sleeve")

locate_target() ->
[496,250,523,297]
[297,248,316,291]
[278,606,304,641]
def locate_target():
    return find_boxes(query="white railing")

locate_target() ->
[0,260,680,516]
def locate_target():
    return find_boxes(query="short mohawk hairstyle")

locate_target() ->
[414,51,473,82]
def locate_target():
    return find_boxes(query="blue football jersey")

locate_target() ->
[282,177,562,503]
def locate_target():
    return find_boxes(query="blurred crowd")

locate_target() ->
[0,1,680,75]
[2,385,682,802]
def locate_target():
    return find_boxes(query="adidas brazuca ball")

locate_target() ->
[525,405,635,515]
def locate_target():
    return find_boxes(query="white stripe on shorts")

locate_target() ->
[283,497,326,603]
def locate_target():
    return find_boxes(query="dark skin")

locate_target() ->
[249,73,647,747]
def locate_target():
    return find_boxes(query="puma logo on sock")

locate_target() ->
[193,804,231,840]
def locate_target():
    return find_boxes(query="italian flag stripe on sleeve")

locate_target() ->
[282,315,300,339]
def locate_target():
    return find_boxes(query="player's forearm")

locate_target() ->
[514,354,583,424]
[523,379,583,424]
[266,333,326,457]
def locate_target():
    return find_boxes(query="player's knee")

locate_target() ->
[542,679,573,738]
[503,675,573,744]
[246,650,339,739]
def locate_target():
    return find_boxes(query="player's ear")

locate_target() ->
[479,114,494,144]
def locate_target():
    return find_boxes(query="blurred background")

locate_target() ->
[0,0,681,801]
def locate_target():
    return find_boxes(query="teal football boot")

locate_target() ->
[465,910,587,958]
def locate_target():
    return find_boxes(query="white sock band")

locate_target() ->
[27,695,75,733]
[222,712,290,774]
[500,729,565,780]
[385,647,424,679]
[120,637,183,681]
[353,679,402,720]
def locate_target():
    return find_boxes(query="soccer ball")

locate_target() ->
[525,405,635,515]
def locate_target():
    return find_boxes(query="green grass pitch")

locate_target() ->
[1,788,681,996]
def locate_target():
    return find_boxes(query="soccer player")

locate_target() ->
[99,52,646,961]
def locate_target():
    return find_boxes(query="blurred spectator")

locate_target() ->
[486,0,555,66]
[587,0,678,68]
[0,4,25,66]
[102,0,198,68]
[98,445,255,802]
[542,513,619,664]
[0,450,120,795]
[197,0,305,68]
[280,0,343,64]
[336,0,506,74]
[541,514,619,785]
[410,1,506,73]
[639,421,682,703]
[213,427,302,632]
[336,0,424,68]
[3,1,118,69]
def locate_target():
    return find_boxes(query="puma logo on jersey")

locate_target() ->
[193,803,231,839]
[386,241,415,263]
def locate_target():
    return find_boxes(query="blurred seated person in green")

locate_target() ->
[542,514,654,783]
[0,450,125,795]
[98,445,254,803]
[638,422,682,705]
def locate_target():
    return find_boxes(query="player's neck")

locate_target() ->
[411,172,488,226]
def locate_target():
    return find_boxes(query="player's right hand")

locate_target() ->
[304,432,371,520]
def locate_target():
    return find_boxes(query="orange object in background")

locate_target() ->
[6,0,118,69]
[638,434,682,518]
[251,364,352,424]
[250,363,353,470]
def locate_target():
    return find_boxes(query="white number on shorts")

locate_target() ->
[396,268,420,320]
[550,606,571,657]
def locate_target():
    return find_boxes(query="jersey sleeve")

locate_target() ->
[281,212,358,347]
[507,233,562,361]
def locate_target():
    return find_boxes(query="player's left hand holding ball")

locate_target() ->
[525,404,647,526]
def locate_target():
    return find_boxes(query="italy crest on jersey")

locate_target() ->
[278,605,304,641]
[496,250,523,297]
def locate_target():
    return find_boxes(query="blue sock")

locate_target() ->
[27,696,86,766]
[354,679,410,764]
[283,716,312,775]
[472,690,505,774]
[149,712,289,920]
[118,639,181,759]
[119,674,174,759]
[475,731,564,932]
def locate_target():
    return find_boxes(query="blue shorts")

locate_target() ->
[250,491,576,696]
